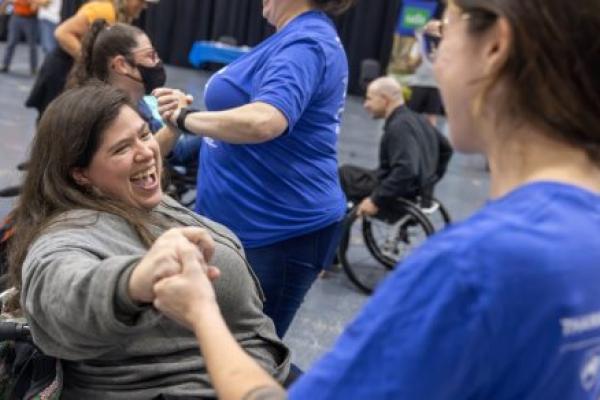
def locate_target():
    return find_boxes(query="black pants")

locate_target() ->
[339,165,423,209]
[25,47,73,118]
[338,164,378,203]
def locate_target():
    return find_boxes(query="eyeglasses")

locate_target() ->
[420,13,471,63]
[131,47,160,64]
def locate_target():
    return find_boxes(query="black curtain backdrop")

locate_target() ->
[61,0,404,94]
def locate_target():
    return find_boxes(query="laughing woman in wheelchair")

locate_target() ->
[338,76,453,293]
[5,84,290,399]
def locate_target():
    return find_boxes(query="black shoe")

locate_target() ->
[0,66,8,73]
[16,161,30,171]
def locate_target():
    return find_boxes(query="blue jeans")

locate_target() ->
[2,15,38,72]
[38,19,57,54]
[245,220,344,338]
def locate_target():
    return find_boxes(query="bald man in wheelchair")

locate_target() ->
[339,76,453,217]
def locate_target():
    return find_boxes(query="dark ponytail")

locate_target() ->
[67,19,109,89]
[67,21,144,89]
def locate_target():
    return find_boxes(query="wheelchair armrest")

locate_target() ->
[0,320,31,342]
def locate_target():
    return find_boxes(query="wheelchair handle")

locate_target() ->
[0,321,32,342]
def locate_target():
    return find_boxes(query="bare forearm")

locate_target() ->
[184,102,287,144]
[192,303,286,400]
[155,125,180,158]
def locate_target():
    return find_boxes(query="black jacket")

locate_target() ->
[371,106,453,206]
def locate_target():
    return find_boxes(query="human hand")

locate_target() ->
[153,251,221,330]
[153,88,193,124]
[423,19,442,37]
[128,227,215,303]
[356,197,379,217]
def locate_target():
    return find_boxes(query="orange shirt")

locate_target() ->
[76,1,117,24]
[13,0,37,17]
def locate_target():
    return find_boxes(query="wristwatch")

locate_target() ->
[175,107,199,134]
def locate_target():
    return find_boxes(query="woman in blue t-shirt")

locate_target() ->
[152,0,600,398]
[156,0,355,337]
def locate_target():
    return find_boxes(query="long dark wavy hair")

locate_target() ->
[8,84,158,301]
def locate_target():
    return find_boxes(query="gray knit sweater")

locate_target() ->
[21,196,290,399]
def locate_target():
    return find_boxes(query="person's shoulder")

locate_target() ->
[416,193,537,266]
[385,107,441,142]
[27,208,122,255]
[276,32,325,56]
[43,208,130,238]
[294,11,338,35]
[77,1,116,23]
[79,0,114,10]
[382,110,414,139]
[387,106,423,126]
[280,13,341,50]
[48,209,103,229]
[434,182,598,271]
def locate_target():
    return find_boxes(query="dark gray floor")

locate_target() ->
[0,43,490,370]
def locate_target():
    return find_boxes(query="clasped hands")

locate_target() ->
[153,88,193,126]
[128,227,220,329]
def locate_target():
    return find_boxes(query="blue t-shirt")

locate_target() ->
[197,10,347,248]
[290,182,600,399]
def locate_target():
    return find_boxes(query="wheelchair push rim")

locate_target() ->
[339,199,445,295]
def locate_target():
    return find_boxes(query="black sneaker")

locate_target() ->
[0,66,8,73]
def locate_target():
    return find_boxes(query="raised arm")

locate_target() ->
[156,97,288,145]
[22,224,215,360]
[153,38,326,145]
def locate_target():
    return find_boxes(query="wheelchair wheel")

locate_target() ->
[419,197,452,232]
[339,201,435,295]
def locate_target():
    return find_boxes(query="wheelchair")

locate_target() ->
[338,193,451,295]
[163,164,197,209]
[0,307,60,399]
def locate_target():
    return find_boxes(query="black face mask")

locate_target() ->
[127,61,167,94]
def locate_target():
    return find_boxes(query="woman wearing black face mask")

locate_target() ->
[125,58,167,96]
[69,19,197,159]
[25,0,157,121]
